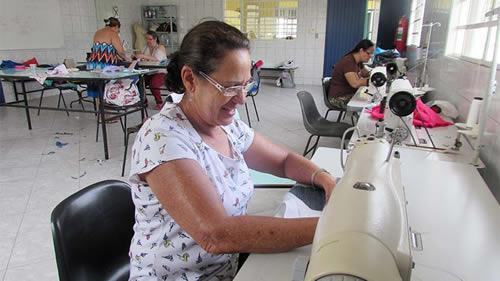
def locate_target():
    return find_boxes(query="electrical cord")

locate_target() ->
[340,126,359,171]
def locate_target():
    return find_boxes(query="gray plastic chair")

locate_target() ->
[297,91,352,157]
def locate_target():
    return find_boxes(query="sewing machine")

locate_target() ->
[235,143,498,281]
[304,138,413,281]
[383,78,416,133]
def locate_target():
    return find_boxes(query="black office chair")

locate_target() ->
[297,91,352,157]
[51,180,135,281]
[321,77,348,122]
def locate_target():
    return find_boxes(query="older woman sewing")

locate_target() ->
[127,21,337,281]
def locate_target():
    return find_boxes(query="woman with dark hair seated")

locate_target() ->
[127,21,337,280]
[328,39,374,110]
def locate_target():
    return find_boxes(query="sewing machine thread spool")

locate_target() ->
[466,97,483,128]
[375,119,385,138]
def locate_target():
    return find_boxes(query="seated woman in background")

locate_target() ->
[87,17,127,70]
[128,21,337,280]
[328,39,374,110]
[134,31,168,110]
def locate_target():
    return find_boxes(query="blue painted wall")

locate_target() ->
[323,0,367,77]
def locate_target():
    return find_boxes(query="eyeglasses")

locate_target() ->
[198,71,255,97]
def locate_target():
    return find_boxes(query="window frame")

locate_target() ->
[223,0,299,40]
[445,0,500,65]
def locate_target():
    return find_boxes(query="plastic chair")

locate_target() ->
[244,61,262,128]
[95,77,148,145]
[297,91,352,157]
[51,180,135,281]
[322,77,347,122]
[37,83,81,116]
[121,123,143,177]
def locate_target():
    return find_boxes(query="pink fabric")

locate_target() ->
[367,98,453,128]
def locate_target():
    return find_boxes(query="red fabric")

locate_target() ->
[22,57,39,66]
[146,73,166,104]
[254,60,264,69]
[367,98,453,128]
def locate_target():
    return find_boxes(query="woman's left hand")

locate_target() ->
[315,171,336,202]
[321,179,336,202]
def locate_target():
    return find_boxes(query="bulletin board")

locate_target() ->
[0,0,64,50]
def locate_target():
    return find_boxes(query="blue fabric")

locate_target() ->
[0,81,5,104]
[374,47,400,57]
[0,60,22,69]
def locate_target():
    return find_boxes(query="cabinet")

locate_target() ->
[141,5,179,53]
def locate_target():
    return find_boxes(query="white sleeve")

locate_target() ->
[153,47,167,61]
[128,120,199,183]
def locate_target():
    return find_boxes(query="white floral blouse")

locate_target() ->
[128,104,255,281]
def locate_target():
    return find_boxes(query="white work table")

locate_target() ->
[235,147,500,281]
[347,86,378,112]
[354,110,485,167]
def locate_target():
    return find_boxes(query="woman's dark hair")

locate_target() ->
[346,39,374,56]
[165,21,250,93]
[146,30,160,44]
[104,17,121,28]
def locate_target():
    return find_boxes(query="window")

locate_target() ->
[224,0,298,40]
[408,0,426,47]
[364,0,381,43]
[446,0,500,63]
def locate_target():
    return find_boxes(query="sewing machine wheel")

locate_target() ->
[389,91,416,117]
[386,62,398,77]
[370,72,387,87]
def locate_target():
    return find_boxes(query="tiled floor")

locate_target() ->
[0,82,345,280]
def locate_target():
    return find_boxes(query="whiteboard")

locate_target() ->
[0,0,64,50]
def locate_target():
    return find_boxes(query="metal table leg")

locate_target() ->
[138,75,146,121]
[20,81,32,130]
[97,81,109,159]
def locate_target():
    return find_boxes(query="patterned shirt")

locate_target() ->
[128,104,255,281]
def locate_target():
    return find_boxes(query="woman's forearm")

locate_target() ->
[282,152,322,185]
[204,215,318,254]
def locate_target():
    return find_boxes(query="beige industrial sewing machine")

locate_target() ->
[304,137,413,281]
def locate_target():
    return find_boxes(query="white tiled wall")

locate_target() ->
[250,0,327,85]
[0,0,327,101]
[427,57,500,199]
[419,0,500,200]
[155,0,327,85]
[0,0,97,66]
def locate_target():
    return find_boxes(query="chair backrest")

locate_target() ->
[297,91,322,133]
[247,64,261,97]
[51,180,135,281]
[321,77,331,104]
